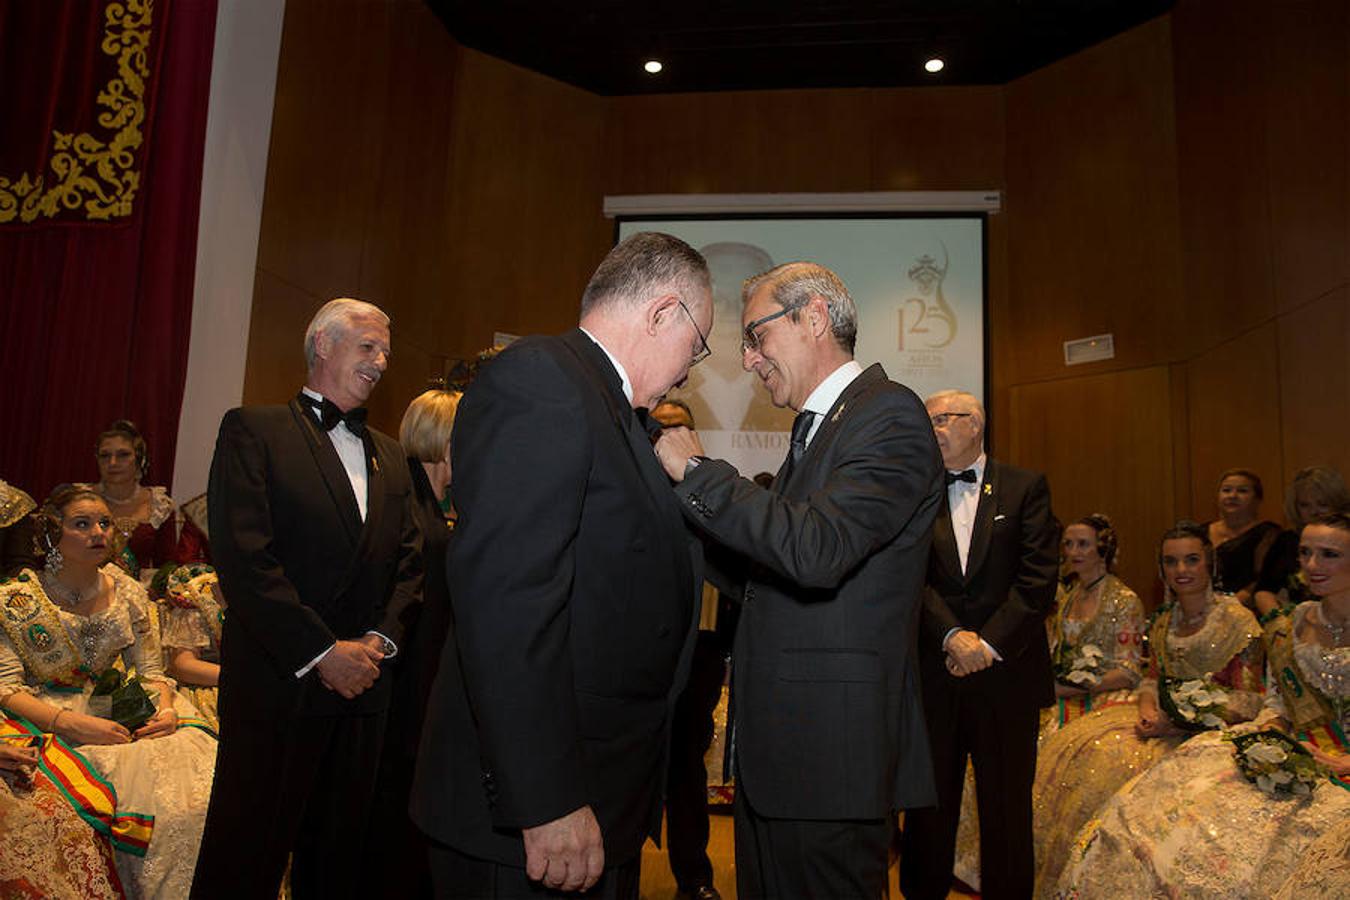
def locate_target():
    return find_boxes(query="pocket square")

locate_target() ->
[994,514,1007,522]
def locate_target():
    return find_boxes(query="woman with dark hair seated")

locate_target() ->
[1057,513,1350,898]
[0,484,216,897]
[1026,520,1264,893]
[1207,467,1280,608]
[82,420,209,582]
[1254,464,1350,617]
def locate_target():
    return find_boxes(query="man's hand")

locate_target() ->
[522,805,605,892]
[315,639,383,699]
[653,426,705,482]
[944,629,992,676]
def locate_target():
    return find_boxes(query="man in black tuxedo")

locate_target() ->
[654,262,943,898]
[192,298,422,899]
[651,399,738,900]
[899,389,1059,900]
[410,232,711,898]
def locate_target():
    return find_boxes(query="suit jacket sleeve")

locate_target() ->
[980,472,1060,656]
[675,390,941,589]
[207,409,336,675]
[447,345,589,830]
[920,582,964,649]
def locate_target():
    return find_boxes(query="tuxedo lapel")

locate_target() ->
[964,459,998,581]
[289,399,361,546]
[932,496,963,583]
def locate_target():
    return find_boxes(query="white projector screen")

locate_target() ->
[616,216,987,477]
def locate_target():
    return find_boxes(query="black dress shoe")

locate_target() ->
[675,887,722,900]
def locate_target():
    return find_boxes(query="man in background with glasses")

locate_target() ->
[899,389,1059,900]
[412,232,711,899]
[654,261,944,898]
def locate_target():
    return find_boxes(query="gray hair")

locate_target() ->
[925,389,986,433]
[742,262,857,354]
[579,232,710,317]
[304,298,390,370]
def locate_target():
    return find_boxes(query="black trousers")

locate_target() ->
[666,632,727,890]
[898,681,1040,900]
[733,777,892,899]
[428,841,640,900]
[191,710,386,900]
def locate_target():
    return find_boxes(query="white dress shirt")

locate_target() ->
[798,360,864,448]
[942,452,1002,661]
[580,327,634,404]
[295,387,395,677]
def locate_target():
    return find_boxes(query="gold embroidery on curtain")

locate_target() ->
[0,0,154,224]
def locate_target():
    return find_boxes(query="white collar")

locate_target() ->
[579,327,633,404]
[799,360,863,420]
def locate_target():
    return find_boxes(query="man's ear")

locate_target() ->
[807,295,830,339]
[646,293,680,336]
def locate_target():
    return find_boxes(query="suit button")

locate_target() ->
[744,586,755,605]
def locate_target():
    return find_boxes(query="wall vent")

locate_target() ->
[1063,333,1114,366]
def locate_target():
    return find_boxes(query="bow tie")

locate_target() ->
[945,468,977,486]
[300,393,368,437]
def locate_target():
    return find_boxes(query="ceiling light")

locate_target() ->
[924,57,945,73]
[644,59,663,74]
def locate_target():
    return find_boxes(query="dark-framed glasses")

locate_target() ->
[678,300,711,366]
[929,412,972,428]
[740,306,795,355]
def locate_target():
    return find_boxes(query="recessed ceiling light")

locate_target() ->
[644,59,663,74]
[924,57,945,73]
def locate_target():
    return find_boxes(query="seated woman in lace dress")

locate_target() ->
[0,484,217,898]
[83,420,209,583]
[1027,520,1264,894]
[1056,514,1350,899]
[159,564,225,731]
[953,514,1146,891]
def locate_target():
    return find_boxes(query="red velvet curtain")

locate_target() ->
[0,0,217,501]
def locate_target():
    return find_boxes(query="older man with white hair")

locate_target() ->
[192,298,423,899]
[899,389,1059,900]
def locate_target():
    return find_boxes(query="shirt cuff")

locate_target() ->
[981,638,1003,662]
[366,631,398,659]
[296,643,335,678]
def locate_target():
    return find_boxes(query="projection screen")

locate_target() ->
[615,216,987,476]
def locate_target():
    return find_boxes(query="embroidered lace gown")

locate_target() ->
[1055,601,1349,898]
[1028,593,1264,895]
[0,566,217,899]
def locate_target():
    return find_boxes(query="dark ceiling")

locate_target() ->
[427,1,1175,96]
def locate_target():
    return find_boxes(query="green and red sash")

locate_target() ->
[0,712,155,855]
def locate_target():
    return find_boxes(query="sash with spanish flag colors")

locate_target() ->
[0,713,154,855]
[1297,719,1350,791]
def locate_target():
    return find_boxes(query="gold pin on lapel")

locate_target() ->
[372,456,380,473]
[982,482,992,495]
[831,402,847,423]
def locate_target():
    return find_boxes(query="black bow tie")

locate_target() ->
[945,468,978,486]
[300,393,367,437]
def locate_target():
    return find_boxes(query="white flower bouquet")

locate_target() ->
[1055,642,1105,688]
[1228,729,1322,796]
[1159,676,1229,731]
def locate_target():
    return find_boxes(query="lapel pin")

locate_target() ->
[983,482,992,496]
[831,402,847,423]
[372,456,380,473]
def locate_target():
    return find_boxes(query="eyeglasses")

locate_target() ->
[740,305,797,355]
[929,412,973,428]
[678,300,711,366]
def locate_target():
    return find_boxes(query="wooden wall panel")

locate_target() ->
[866,87,1004,190]
[1278,287,1350,482]
[241,270,320,406]
[1004,17,1185,385]
[441,49,610,353]
[1263,0,1349,313]
[1008,366,1177,604]
[1171,0,1276,349]
[1184,323,1285,525]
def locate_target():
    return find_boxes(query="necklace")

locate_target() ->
[1322,605,1349,645]
[40,571,97,609]
[100,483,143,505]
[1176,595,1213,628]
